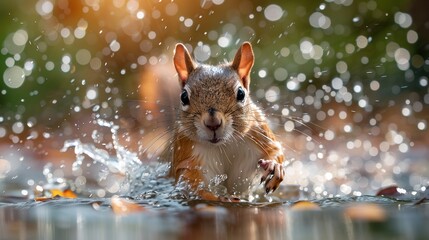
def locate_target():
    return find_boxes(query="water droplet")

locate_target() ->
[76,49,91,65]
[3,66,25,88]
[109,40,121,52]
[136,10,145,19]
[264,4,284,22]
[12,30,28,46]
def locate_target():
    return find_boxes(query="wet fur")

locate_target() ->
[171,43,284,200]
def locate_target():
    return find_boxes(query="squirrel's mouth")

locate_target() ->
[208,131,222,144]
[209,137,221,144]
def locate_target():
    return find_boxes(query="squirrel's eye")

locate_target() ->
[236,87,245,102]
[180,90,190,106]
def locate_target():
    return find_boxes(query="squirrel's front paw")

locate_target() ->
[258,159,285,194]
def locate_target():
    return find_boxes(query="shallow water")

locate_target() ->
[1,195,428,240]
[1,119,428,239]
[1,0,429,239]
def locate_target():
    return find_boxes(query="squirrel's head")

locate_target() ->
[173,42,255,145]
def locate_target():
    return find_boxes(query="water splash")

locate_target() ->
[61,119,141,175]
[59,119,176,199]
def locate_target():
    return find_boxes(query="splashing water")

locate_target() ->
[62,119,141,176]
[59,119,175,199]
[55,119,296,204]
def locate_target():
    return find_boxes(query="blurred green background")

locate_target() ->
[0,0,428,161]
[0,0,428,197]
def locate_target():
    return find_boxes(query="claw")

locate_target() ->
[258,159,285,194]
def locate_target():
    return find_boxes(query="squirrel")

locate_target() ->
[170,42,285,201]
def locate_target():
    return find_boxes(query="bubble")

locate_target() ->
[3,66,25,88]
[287,79,299,91]
[76,49,91,65]
[401,107,411,117]
[343,92,353,102]
[90,58,102,70]
[264,4,284,22]
[74,27,86,39]
[281,108,289,116]
[126,0,139,12]
[300,40,313,54]
[60,28,71,38]
[265,86,279,102]
[258,69,267,78]
[24,60,35,72]
[5,57,14,68]
[393,134,403,144]
[212,0,224,5]
[394,48,410,65]
[344,125,352,133]
[309,12,331,29]
[331,77,343,90]
[284,120,295,132]
[369,80,380,91]
[184,18,193,27]
[280,47,290,57]
[137,56,147,65]
[109,40,121,52]
[394,12,412,28]
[12,121,24,134]
[304,95,314,105]
[356,35,368,48]
[12,30,28,46]
[136,10,145,19]
[0,127,6,138]
[340,184,352,194]
[353,84,362,93]
[161,4,176,16]
[45,61,55,71]
[62,55,71,64]
[360,57,369,65]
[86,88,98,100]
[339,111,347,119]
[274,68,288,81]
[316,111,326,121]
[398,143,409,153]
[36,0,54,16]
[336,61,348,74]
[61,64,70,73]
[148,31,156,40]
[217,36,230,48]
[194,44,211,62]
[345,43,355,54]
[406,30,418,44]
[294,96,303,105]
[324,130,335,141]
[417,121,426,130]
[358,99,367,108]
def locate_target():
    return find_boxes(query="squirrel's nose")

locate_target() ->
[204,117,222,131]
[204,108,222,131]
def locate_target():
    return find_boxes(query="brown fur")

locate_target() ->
[170,42,285,200]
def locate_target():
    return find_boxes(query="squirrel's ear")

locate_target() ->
[232,42,254,90]
[174,43,195,87]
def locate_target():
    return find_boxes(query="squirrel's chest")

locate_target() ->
[192,138,263,195]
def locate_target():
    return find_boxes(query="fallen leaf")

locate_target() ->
[50,189,77,198]
[111,195,145,215]
[291,201,321,210]
[344,203,386,222]
[376,185,401,197]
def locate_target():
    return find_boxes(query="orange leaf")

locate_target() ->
[111,195,145,215]
[291,201,321,211]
